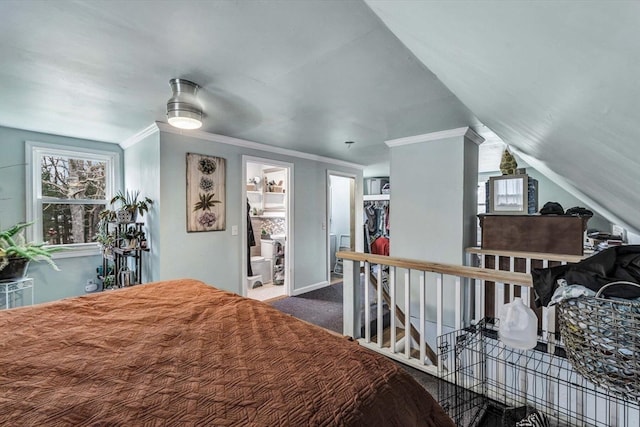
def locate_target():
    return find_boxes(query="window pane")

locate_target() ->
[42,203,105,245]
[40,155,106,200]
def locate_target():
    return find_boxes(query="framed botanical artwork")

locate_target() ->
[186,153,226,232]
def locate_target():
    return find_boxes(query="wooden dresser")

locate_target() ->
[479,214,587,256]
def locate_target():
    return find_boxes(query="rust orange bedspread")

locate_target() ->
[0,279,453,426]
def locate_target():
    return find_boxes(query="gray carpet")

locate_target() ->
[269,282,443,399]
[269,283,344,333]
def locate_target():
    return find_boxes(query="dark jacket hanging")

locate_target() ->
[247,200,256,276]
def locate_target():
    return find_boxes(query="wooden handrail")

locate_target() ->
[337,251,532,287]
[465,246,586,264]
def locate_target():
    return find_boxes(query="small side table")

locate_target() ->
[0,277,35,310]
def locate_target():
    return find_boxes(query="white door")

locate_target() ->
[242,156,294,300]
[327,172,356,282]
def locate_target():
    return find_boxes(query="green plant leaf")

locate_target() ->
[0,222,62,273]
[193,193,221,212]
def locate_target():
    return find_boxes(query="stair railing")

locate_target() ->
[337,250,531,376]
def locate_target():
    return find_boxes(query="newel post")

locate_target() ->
[342,258,361,338]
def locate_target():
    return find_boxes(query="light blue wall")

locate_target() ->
[156,131,362,294]
[391,136,478,263]
[123,130,161,283]
[390,134,479,328]
[0,125,123,303]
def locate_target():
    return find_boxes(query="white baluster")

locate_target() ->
[390,266,396,354]
[364,261,370,343]
[476,254,486,322]
[405,270,411,359]
[455,276,462,331]
[509,256,515,302]
[437,274,443,340]
[522,257,532,307]
[420,272,426,365]
[377,263,383,348]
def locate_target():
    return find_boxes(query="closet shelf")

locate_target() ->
[364,194,390,201]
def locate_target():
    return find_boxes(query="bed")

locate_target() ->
[0,279,453,426]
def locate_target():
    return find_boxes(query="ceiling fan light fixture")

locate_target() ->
[167,109,202,130]
[166,78,203,130]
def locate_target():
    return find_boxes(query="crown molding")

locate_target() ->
[385,126,484,147]
[464,128,484,145]
[155,121,364,169]
[119,123,160,149]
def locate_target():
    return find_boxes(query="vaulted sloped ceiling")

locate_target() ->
[367,1,640,233]
[1,1,638,232]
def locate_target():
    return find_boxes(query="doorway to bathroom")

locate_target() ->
[327,172,356,284]
[243,156,293,301]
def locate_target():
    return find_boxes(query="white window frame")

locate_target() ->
[25,141,121,258]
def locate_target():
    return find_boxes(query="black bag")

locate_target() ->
[565,206,593,217]
[539,201,564,215]
[531,245,640,307]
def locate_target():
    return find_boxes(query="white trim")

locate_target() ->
[119,123,159,149]
[157,121,364,169]
[357,339,439,375]
[385,126,485,147]
[241,159,249,297]
[363,194,390,201]
[290,280,330,296]
[52,244,101,259]
[241,155,294,298]
[326,170,358,284]
[465,128,484,145]
[326,171,331,284]
[25,140,120,246]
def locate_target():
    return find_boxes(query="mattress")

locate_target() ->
[0,279,453,426]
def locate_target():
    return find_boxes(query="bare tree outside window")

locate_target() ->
[40,155,107,245]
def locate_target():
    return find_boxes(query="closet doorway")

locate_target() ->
[242,156,293,301]
[327,172,356,284]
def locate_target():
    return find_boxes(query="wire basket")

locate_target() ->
[558,281,640,401]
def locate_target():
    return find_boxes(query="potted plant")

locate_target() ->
[110,190,153,223]
[95,210,117,257]
[0,222,62,281]
[103,274,116,290]
[122,225,143,249]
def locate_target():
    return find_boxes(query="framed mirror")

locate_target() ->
[488,175,529,214]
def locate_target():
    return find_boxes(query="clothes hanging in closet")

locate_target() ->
[370,236,389,256]
[364,200,389,254]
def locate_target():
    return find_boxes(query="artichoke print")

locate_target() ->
[198,158,217,174]
[198,212,217,227]
[194,192,221,212]
[199,177,214,192]
[187,154,225,231]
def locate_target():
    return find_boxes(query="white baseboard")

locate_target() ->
[290,280,330,296]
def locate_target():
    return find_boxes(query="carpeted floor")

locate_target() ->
[269,283,344,333]
[269,282,443,399]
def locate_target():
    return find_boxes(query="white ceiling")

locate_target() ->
[0,0,483,177]
[367,0,640,232]
[1,1,637,232]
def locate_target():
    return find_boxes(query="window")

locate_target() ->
[477,182,486,245]
[26,141,120,256]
